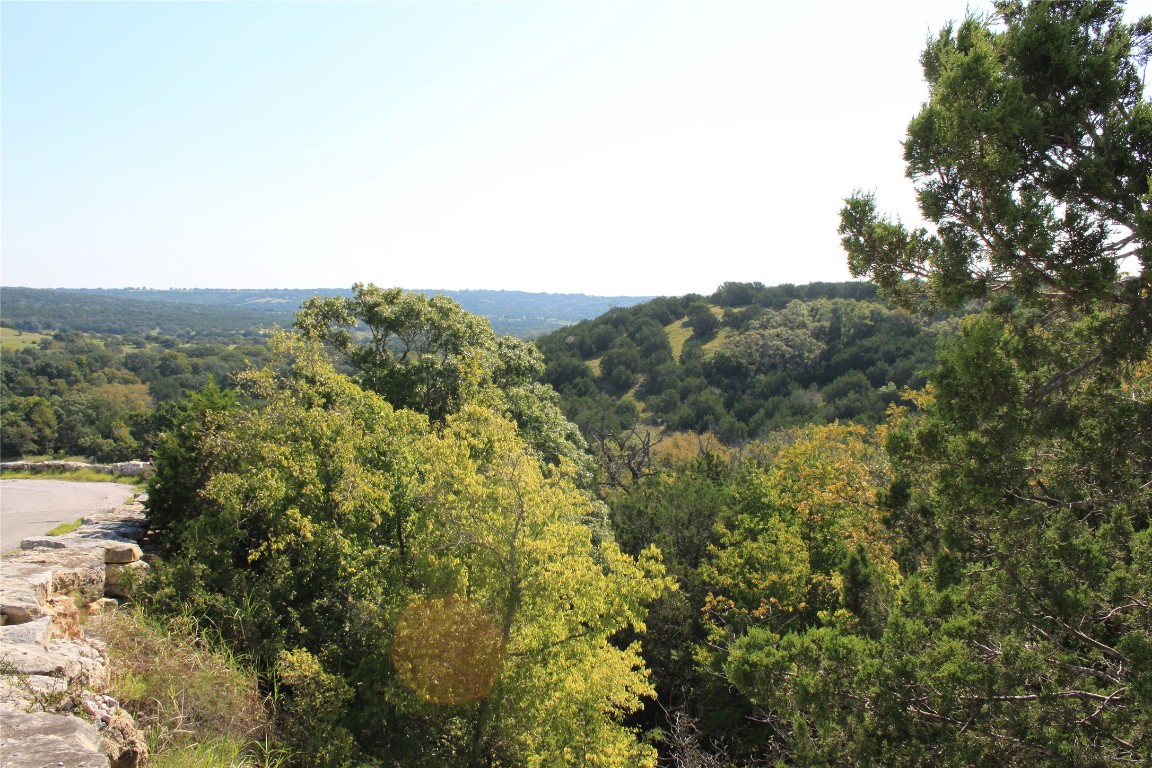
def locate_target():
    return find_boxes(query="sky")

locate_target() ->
[4,0,1146,297]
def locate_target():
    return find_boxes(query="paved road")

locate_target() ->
[0,479,136,552]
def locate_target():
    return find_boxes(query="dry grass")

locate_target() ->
[665,307,730,361]
[664,318,693,361]
[700,327,735,358]
[89,609,283,767]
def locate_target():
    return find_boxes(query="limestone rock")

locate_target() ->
[43,594,83,640]
[0,578,47,625]
[0,638,106,690]
[81,510,147,529]
[0,484,149,768]
[0,616,52,646]
[85,598,119,617]
[19,536,70,550]
[0,459,152,480]
[11,548,106,604]
[108,461,152,477]
[28,538,143,564]
[0,672,68,710]
[100,715,147,767]
[74,695,148,767]
[1,561,55,605]
[101,711,148,768]
[0,641,84,681]
[98,542,142,565]
[79,526,148,544]
[21,535,144,568]
[0,704,110,768]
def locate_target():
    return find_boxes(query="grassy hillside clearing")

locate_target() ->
[700,326,735,358]
[665,318,693,361]
[1,326,49,351]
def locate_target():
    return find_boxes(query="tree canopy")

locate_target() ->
[819,2,1152,764]
[296,283,587,469]
[840,0,1151,357]
[145,319,669,766]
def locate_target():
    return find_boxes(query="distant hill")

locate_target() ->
[536,280,961,441]
[0,287,653,340]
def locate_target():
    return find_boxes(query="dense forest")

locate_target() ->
[0,329,275,460]
[2,2,1149,766]
[535,280,956,443]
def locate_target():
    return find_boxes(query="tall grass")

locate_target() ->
[89,608,288,768]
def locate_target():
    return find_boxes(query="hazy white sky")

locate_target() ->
[5,0,1144,296]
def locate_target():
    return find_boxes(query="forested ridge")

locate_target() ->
[1,286,284,341]
[2,2,1150,766]
[535,280,957,443]
[0,286,651,340]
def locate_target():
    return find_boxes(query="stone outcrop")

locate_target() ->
[0,503,150,768]
[0,708,110,768]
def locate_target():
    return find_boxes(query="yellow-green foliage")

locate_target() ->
[651,430,730,467]
[665,307,725,361]
[702,423,897,635]
[586,356,602,377]
[415,406,672,767]
[275,649,358,767]
[149,332,671,765]
[144,738,286,768]
[0,326,49,351]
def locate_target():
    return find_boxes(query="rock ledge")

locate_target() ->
[1,501,149,768]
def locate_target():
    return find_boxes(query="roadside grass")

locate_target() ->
[16,453,90,462]
[0,326,49,351]
[45,518,83,536]
[88,608,286,768]
[0,468,144,485]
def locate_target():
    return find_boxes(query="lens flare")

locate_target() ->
[391,596,504,705]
